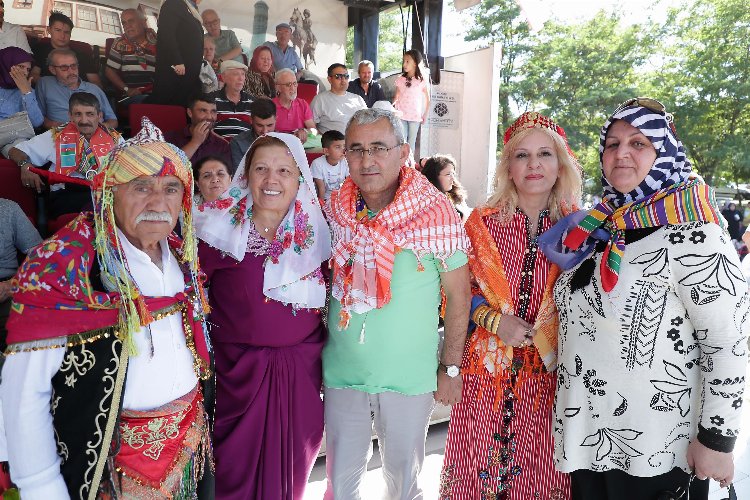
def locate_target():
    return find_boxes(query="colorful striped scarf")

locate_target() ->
[327,166,470,329]
[563,179,725,291]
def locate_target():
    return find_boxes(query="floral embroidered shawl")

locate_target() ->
[6,214,210,374]
[194,132,331,309]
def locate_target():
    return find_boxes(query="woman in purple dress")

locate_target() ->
[195,132,332,499]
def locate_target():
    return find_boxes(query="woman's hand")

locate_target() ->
[10,64,32,94]
[496,314,534,348]
[0,279,12,302]
[687,440,734,488]
[172,64,186,76]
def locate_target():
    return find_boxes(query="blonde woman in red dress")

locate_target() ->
[439,112,581,500]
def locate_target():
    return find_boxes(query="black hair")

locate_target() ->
[250,98,276,120]
[327,63,347,77]
[321,130,345,149]
[69,92,100,113]
[421,154,466,205]
[192,155,230,186]
[187,93,216,109]
[402,49,424,82]
[49,11,74,30]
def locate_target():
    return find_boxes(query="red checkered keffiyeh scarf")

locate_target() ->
[327,166,470,329]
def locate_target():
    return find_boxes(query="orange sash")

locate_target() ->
[464,207,560,406]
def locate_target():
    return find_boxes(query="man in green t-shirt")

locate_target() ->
[323,108,471,499]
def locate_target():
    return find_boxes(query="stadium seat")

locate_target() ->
[129,103,187,135]
[297,82,318,105]
[305,151,324,165]
[0,158,36,222]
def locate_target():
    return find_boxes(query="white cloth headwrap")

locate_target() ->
[195,132,331,308]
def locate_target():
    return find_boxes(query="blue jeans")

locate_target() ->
[401,119,421,156]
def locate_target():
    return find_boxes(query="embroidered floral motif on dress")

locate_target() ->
[268,200,315,264]
[121,409,187,460]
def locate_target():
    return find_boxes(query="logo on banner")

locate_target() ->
[427,91,459,129]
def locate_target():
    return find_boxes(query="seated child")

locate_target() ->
[311,130,349,201]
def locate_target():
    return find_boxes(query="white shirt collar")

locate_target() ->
[116,228,173,270]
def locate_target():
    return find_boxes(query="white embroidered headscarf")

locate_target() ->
[194,132,331,309]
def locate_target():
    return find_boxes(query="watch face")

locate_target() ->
[446,365,460,377]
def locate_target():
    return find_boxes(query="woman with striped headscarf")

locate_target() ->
[540,98,747,499]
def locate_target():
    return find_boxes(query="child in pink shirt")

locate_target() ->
[393,49,430,156]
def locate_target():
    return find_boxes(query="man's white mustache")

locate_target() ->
[135,211,173,225]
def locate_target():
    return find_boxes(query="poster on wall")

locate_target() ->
[238,0,347,79]
[420,70,464,165]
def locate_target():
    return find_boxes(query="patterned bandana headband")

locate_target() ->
[503,111,575,157]
[91,117,203,347]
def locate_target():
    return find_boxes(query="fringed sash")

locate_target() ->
[564,179,725,291]
[464,207,560,409]
[114,385,212,497]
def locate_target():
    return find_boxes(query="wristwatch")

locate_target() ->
[17,158,29,168]
[440,363,460,378]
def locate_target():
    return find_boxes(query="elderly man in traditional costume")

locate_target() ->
[323,108,470,499]
[0,119,212,499]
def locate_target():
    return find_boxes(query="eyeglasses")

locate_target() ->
[204,20,221,27]
[331,73,350,80]
[345,144,401,161]
[277,81,298,88]
[52,63,78,71]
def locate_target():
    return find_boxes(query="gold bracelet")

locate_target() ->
[477,306,491,326]
[488,311,500,334]
[472,305,488,325]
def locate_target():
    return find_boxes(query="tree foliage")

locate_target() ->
[464,0,749,192]
[462,0,532,132]
[345,7,409,75]
[654,0,750,185]
[517,12,655,189]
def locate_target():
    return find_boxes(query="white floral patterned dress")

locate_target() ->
[553,222,748,476]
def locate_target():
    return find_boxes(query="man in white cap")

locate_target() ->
[263,22,304,81]
[209,59,254,139]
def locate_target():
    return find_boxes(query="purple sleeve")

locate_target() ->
[198,241,236,281]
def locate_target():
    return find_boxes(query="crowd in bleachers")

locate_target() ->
[0,3,418,238]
